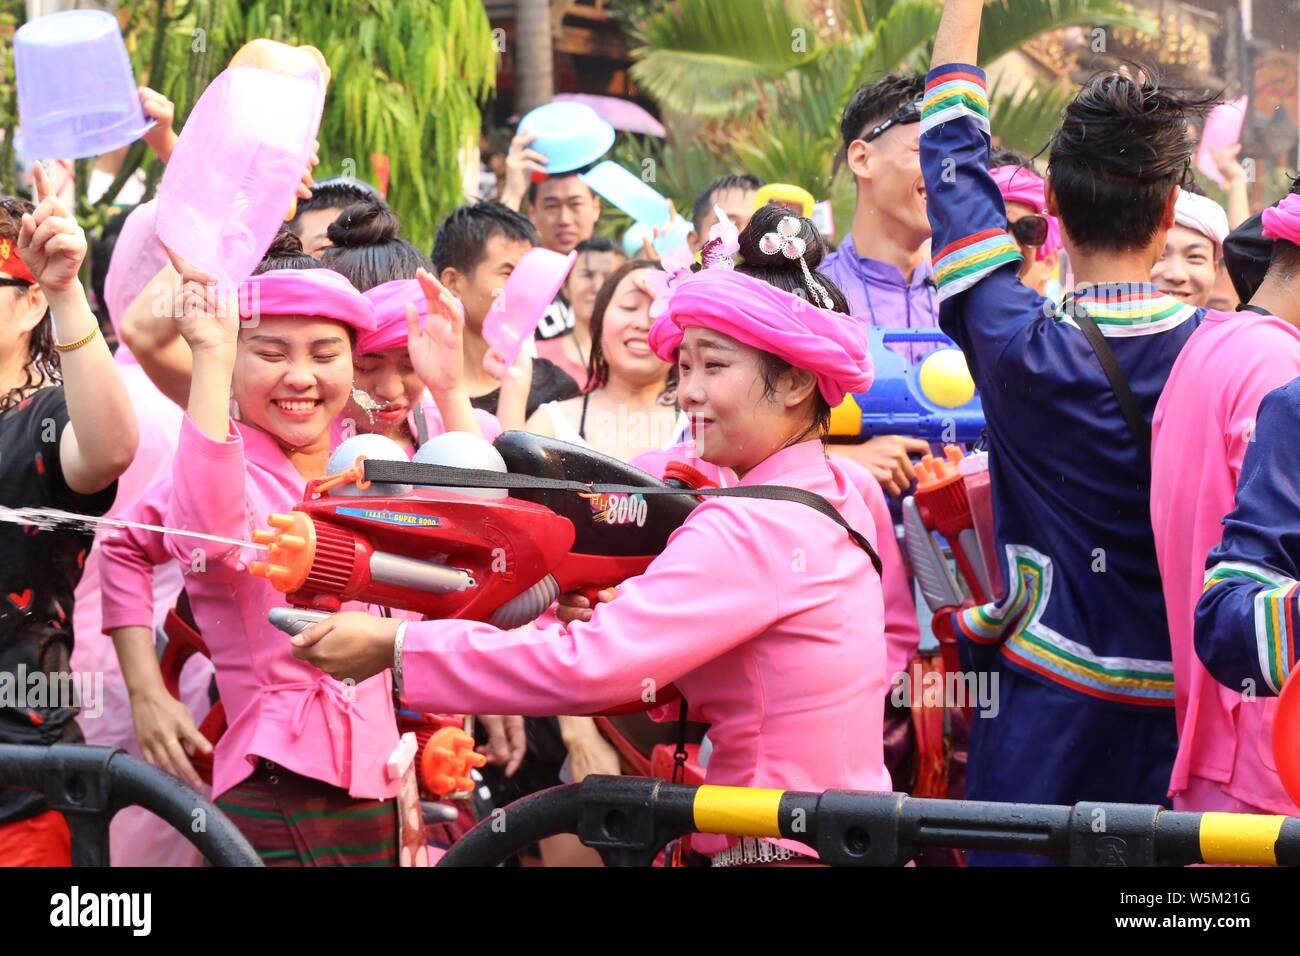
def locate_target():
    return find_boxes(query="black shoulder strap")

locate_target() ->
[1239,303,1272,317]
[1062,294,1151,460]
[363,459,882,576]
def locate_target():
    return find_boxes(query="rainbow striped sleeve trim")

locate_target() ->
[1204,561,1299,695]
[921,65,990,136]
[932,228,1023,302]
[965,545,1175,707]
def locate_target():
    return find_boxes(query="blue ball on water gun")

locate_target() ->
[827,328,984,444]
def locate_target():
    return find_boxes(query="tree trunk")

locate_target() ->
[515,0,554,112]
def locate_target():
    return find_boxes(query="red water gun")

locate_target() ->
[251,432,707,712]
[902,445,1002,677]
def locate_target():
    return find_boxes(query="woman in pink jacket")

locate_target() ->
[117,234,457,865]
[291,212,891,865]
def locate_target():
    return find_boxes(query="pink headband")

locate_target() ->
[357,279,424,354]
[238,268,376,333]
[990,164,1062,262]
[1262,194,1300,247]
[648,268,873,407]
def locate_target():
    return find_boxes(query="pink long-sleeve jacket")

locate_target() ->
[401,439,891,855]
[154,416,399,801]
[632,442,919,684]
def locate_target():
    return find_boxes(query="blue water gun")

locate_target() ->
[828,328,984,444]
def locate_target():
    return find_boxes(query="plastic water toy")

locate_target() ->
[828,328,984,444]
[419,727,486,798]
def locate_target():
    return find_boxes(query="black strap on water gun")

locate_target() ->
[363,459,883,576]
[1062,293,1151,461]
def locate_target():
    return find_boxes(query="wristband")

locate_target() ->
[393,620,408,695]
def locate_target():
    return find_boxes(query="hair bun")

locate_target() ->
[327,199,400,248]
[737,203,827,273]
[263,227,305,259]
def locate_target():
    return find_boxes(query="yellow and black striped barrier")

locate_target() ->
[437,775,1300,867]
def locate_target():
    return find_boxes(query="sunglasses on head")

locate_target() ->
[859,97,922,144]
[1008,214,1049,248]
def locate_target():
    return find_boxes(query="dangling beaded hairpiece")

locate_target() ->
[759,216,833,309]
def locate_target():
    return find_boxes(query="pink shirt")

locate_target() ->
[401,439,890,855]
[1151,308,1300,813]
[631,443,918,682]
[156,416,399,801]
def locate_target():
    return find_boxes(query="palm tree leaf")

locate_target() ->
[978,0,1155,64]
[987,77,1076,157]
[630,0,823,119]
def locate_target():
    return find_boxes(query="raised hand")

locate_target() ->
[407,267,468,396]
[174,277,241,358]
[500,130,548,210]
[138,86,178,163]
[17,162,86,296]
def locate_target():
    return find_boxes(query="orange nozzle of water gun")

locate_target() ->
[914,444,965,493]
[248,510,316,593]
[419,726,487,798]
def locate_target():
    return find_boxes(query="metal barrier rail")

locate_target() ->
[438,775,1300,867]
[0,744,262,867]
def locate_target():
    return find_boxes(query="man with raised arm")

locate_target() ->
[924,0,1215,864]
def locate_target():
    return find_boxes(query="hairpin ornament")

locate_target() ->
[760,215,833,309]
[699,203,739,270]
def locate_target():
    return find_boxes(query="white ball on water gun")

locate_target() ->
[414,432,508,499]
[327,433,412,497]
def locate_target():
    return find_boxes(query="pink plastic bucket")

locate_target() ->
[155,65,325,283]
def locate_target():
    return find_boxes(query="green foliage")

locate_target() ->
[631,0,1156,223]
[8,0,496,249]
[987,78,1077,157]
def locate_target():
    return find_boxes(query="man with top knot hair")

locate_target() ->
[922,0,1217,863]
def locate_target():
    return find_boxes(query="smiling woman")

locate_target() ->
[525,259,684,463]
[101,236,417,866]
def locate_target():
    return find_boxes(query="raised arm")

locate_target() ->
[119,260,194,408]
[931,0,984,67]
[921,2,1045,391]
[19,163,138,494]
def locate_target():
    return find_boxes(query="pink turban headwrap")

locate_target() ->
[990,164,1062,262]
[357,279,424,354]
[238,268,376,333]
[1262,193,1300,247]
[1174,191,1230,254]
[648,268,874,406]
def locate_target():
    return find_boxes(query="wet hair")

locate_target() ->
[1047,68,1219,252]
[526,170,597,206]
[692,174,765,232]
[432,201,538,276]
[735,203,847,436]
[0,195,56,412]
[586,258,672,400]
[320,199,430,290]
[839,73,924,153]
[253,228,324,275]
[286,176,380,234]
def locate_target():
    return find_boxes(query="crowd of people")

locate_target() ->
[3,1,1300,869]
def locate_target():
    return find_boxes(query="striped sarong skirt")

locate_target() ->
[215,759,399,867]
